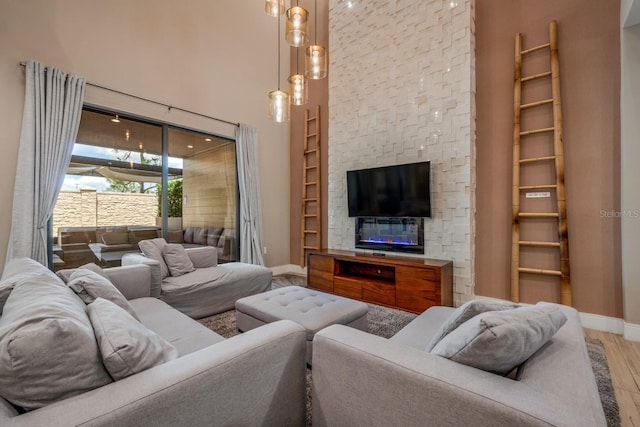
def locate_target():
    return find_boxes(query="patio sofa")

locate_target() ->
[312,300,606,426]
[167,226,235,263]
[122,238,271,318]
[57,225,161,269]
[0,258,306,426]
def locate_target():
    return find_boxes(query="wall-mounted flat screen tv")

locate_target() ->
[347,161,431,217]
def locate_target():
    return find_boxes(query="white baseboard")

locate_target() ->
[624,321,640,342]
[579,312,625,335]
[270,264,306,276]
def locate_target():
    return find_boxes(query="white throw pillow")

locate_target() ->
[425,299,520,351]
[88,298,178,381]
[138,238,170,279]
[430,302,567,375]
[68,268,140,321]
[162,244,196,277]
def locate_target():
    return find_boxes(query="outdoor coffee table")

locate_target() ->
[235,286,369,365]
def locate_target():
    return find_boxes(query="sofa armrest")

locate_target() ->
[0,320,307,427]
[312,324,601,427]
[103,264,152,300]
[121,253,162,298]
[185,246,217,268]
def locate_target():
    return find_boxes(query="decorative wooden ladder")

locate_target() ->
[511,21,571,305]
[300,105,322,266]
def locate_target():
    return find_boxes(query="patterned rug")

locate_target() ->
[198,274,620,426]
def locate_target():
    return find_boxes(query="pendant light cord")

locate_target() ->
[314,0,318,44]
[277,12,281,90]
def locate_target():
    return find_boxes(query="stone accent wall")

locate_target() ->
[327,0,476,304]
[53,189,157,236]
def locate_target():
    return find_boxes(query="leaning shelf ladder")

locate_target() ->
[300,105,322,266]
[511,20,571,305]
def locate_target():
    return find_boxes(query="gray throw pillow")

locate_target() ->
[88,298,178,381]
[162,244,196,277]
[138,238,170,279]
[0,276,112,409]
[1,258,66,313]
[56,262,108,284]
[430,302,568,375]
[425,299,520,351]
[68,268,140,321]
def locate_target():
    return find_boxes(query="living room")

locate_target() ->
[0,0,638,425]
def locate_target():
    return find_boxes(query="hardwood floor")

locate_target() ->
[584,329,640,426]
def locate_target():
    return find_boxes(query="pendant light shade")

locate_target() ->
[288,74,308,106]
[305,44,327,79]
[268,90,290,122]
[265,0,285,17]
[285,6,309,47]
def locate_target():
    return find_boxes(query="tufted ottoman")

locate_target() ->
[235,286,369,365]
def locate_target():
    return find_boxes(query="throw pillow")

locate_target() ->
[1,258,66,313]
[68,268,140,321]
[56,262,108,284]
[138,238,170,279]
[167,230,184,244]
[0,277,112,409]
[193,228,208,245]
[162,244,196,277]
[425,299,520,351]
[88,298,178,381]
[430,302,568,375]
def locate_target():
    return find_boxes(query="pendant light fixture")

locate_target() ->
[268,12,290,122]
[305,0,327,79]
[285,2,309,47]
[264,0,285,17]
[289,48,308,106]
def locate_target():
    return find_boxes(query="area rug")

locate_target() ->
[198,274,620,426]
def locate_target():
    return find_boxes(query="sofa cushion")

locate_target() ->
[138,238,170,279]
[193,228,208,245]
[183,227,195,244]
[163,244,196,277]
[88,298,178,381]
[0,258,63,314]
[430,302,567,375]
[425,299,520,351]
[102,232,130,245]
[167,230,184,244]
[206,227,223,247]
[68,268,140,321]
[0,274,112,409]
[56,262,108,284]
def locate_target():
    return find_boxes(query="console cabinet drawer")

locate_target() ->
[395,266,441,312]
[334,277,362,299]
[362,281,395,306]
[308,254,335,292]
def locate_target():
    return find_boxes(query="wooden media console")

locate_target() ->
[307,249,453,314]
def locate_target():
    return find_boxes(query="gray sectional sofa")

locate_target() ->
[122,239,272,318]
[312,302,607,427]
[0,258,306,426]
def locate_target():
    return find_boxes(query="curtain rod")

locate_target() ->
[19,61,239,128]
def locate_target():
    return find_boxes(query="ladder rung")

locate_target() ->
[521,42,550,55]
[305,165,317,170]
[304,149,317,154]
[303,214,316,218]
[519,184,557,190]
[303,198,317,202]
[305,181,317,186]
[303,245,320,250]
[306,133,317,138]
[521,71,552,82]
[520,127,554,136]
[518,267,562,276]
[303,230,318,234]
[520,155,556,164]
[521,99,553,109]
[518,212,559,218]
[519,240,561,247]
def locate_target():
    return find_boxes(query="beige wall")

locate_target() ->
[183,144,237,230]
[53,190,157,236]
[475,0,623,317]
[0,1,290,270]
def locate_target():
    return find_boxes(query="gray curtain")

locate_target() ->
[6,61,85,267]
[235,124,266,266]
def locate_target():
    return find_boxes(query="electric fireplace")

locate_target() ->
[355,217,424,254]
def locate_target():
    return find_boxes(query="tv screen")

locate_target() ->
[347,161,431,217]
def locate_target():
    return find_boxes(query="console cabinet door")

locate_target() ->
[395,266,440,312]
[308,254,334,292]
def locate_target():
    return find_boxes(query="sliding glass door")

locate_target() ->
[51,107,238,270]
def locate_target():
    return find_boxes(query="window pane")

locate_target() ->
[169,128,238,262]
